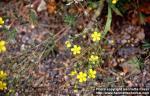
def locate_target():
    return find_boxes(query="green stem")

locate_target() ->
[102,3,112,40]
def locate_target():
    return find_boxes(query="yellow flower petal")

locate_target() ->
[65,41,71,48]
[79,79,83,83]
[0,70,7,79]
[0,17,4,25]
[0,40,6,53]
[0,41,5,46]
[70,70,77,76]
[83,78,87,81]
[77,75,80,79]
[0,81,7,90]
[1,46,6,52]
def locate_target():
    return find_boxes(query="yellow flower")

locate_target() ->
[89,55,99,64]
[71,45,81,55]
[0,71,7,79]
[70,70,77,76]
[91,31,101,42]
[65,41,71,48]
[77,72,87,83]
[0,40,6,53]
[112,0,118,4]
[88,69,96,79]
[0,17,4,25]
[0,81,7,90]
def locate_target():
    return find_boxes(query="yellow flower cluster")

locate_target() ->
[91,31,101,42]
[70,69,97,83]
[0,17,6,53]
[0,17,4,25]
[66,31,101,56]
[112,0,118,4]
[66,31,101,84]
[65,40,81,55]
[0,70,7,90]
[89,54,99,64]
[0,40,6,53]
[77,72,87,83]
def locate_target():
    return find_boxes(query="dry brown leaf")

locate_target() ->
[122,66,129,75]
[47,0,57,14]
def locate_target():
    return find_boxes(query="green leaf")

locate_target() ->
[87,1,98,9]
[29,9,38,25]
[102,4,112,39]
[139,13,146,25]
[142,42,150,49]
[3,27,17,40]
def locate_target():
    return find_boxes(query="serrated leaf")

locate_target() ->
[64,15,76,26]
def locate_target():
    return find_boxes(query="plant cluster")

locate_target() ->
[64,31,102,92]
[0,17,14,95]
